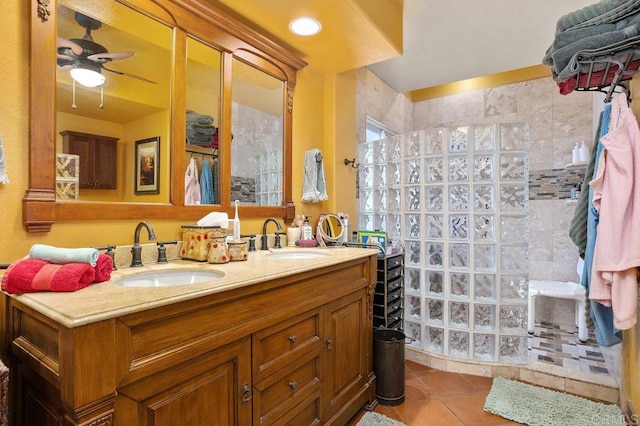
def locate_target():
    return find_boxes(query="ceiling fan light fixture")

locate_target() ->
[70,62,105,87]
[289,17,322,36]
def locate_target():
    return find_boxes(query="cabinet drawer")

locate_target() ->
[253,352,321,425]
[387,275,403,291]
[377,265,403,282]
[253,309,321,382]
[385,254,404,269]
[374,286,402,306]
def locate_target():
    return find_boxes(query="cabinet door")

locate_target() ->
[115,337,252,425]
[64,133,95,188]
[93,137,117,188]
[322,289,370,424]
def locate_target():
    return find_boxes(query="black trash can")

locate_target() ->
[373,328,405,406]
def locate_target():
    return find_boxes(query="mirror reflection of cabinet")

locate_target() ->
[24,0,306,232]
[60,130,118,189]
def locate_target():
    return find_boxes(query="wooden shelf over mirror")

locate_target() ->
[24,0,307,232]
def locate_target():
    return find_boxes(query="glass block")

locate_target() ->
[375,164,387,187]
[425,157,444,183]
[427,243,443,267]
[388,188,402,212]
[450,301,469,328]
[388,162,402,186]
[405,159,421,184]
[500,184,527,211]
[500,123,529,151]
[56,179,79,200]
[406,214,421,238]
[360,166,374,188]
[427,271,444,296]
[474,185,495,211]
[475,274,496,300]
[259,153,268,172]
[405,131,421,157]
[405,268,421,294]
[500,276,528,301]
[374,214,388,232]
[269,172,280,191]
[474,244,496,270]
[425,128,444,154]
[359,214,374,231]
[426,298,444,324]
[449,126,469,152]
[406,186,421,211]
[499,305,527,332]
[388,135,402,161]
[474,215,494,240]
[426,214,444,239]
[499,335,529,364]
[449,243,468,268]
[501,215,529,242]
[474,333,495,360]
[450,214,469,239]
[500,153,526,180]
[360,190,374,212]
[269,192,281,205]
[407,295,421,320]
[56,153,80,179]
[389,214,402,239]
[449,330,469,358]
[474,124,496,151]
[407,241,422,265]
[426,186,445,211]
[426,326,444,353]
[407,321,423,348]
[449,156,469,181]
[450,273,469,298]
[500,245,528,272]
[375,189,388,211]
[474,304,496,331]
[474,155,494,181]
[449,185,469,211]
[374,138,387,163]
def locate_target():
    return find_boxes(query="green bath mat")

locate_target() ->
[484,376,625,426]
[357,411,406,426]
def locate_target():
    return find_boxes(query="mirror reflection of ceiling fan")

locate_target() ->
[57,12,157,87]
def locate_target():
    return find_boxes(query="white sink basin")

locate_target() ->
[116,269,224,287]
[267,251,332,259]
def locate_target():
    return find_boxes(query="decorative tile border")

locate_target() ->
[529,167,587,200]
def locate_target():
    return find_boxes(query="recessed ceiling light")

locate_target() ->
[289,17,322,36]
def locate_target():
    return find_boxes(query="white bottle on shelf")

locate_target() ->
[572,142,580,164]
[578,141,590,163]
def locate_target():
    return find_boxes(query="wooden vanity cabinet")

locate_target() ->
[60,130,119,189]
[0,255,377,425]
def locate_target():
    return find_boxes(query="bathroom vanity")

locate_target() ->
[0,248,379,425]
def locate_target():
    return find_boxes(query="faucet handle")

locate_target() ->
[156,240,178,264]
[241,234,257,252]
[274,232,285,249]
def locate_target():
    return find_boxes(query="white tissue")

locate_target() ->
[197,212,229,228]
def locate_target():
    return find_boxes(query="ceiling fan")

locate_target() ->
[57,12,157,87]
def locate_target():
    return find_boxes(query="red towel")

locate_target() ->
[93,254,113,283]
[1,259,95,294]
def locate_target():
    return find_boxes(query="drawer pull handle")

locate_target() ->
[289,381,298,390]
[289,335,298,344]
[326,337,334,351]
[241,382,252,403]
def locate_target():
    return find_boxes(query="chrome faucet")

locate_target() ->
[260,217,282,250]
[131,221,157,267]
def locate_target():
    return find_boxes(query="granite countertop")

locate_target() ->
[6,247,378,328]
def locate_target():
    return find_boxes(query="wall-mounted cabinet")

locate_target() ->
[60,130,118,189]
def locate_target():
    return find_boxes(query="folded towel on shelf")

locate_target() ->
[93,254,114,283]
[301,149,328,203]
[186,111,214,125]
[1,259,96,294]
[555,0,640,32]
[29,244,99,267]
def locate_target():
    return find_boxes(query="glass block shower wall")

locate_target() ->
[359,123,531,363]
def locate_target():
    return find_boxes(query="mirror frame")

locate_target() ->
[24,0,307,232]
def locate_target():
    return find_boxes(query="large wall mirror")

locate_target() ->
[24,0,306,232]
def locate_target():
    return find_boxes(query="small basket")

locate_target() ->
[181,225,226,261]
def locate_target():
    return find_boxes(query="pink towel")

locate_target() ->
[1,259,95,294]
[93,254,113,283]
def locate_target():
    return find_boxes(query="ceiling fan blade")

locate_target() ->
[57,37,83,56]
[59,64,73,70]
[57,53,74,61]
[102,65,158,85]
[88,51,135,62]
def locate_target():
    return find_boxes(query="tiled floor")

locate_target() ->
[347,360,521,426]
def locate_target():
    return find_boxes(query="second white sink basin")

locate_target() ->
[116,269,224,287]
[267,251,332,259]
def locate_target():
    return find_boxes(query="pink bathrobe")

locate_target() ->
[589,92,639,330]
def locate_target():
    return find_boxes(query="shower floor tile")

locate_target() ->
[528,322,612,380]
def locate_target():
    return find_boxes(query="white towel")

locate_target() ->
[0,132,8,184]
[185,157,201,205]
[302,148,328,203]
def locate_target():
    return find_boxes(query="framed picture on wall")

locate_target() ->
[134,136,160,194]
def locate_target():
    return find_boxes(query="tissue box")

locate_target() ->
[181,225,226,261]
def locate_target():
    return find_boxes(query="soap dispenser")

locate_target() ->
[233,200,241,240]
[578,141,590,163]
[572,142,580,164]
